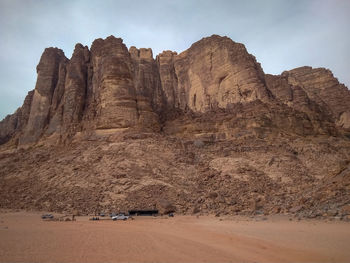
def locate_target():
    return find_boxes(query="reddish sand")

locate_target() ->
[0,211,349,263]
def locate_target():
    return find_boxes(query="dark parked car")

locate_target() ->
[41,214,54,219]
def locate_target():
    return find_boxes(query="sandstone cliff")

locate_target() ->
[1,35,349,146]
[281,67,350,129]
[0,35,349,218]
[158,35,270,112]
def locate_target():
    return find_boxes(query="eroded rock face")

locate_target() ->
[0,112,18,145]
[89,36,139,129]
[158,35,271,112]
[61,44,90,136]
[20,48,68,144]
[339,111,350,130]
[265,74,336,135]
[0,35,349,147]
[129,46,162,130]
[46,61,67,136]
[282,67,350,127]
[156,50,178,111]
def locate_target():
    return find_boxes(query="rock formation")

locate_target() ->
[20,48,68,144]
[0,35,349,218]
[281,67,350,129]
[164,35,271,111]
[1,35,349,146]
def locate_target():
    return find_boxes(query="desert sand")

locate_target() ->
[0,211,349,263]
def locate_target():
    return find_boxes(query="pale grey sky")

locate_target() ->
[0,0,349,120]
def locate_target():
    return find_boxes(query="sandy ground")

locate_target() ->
[0,211,349,263]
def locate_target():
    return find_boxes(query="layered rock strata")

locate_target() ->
[281,67,350,129]
[0,35,349,146]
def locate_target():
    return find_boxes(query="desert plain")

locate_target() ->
[0,211,349,263]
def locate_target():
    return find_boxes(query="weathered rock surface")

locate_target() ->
[89,36,139,129]
[156,50,178,111]
[19,48,68,144]
[265,74,336,135]
[170,35,271,112]
[129,46,162,130]
[61,44,90,136]
[156,36,271,115]
[2,35,349,146]
[281,67,350,129]
[0,35,349,218]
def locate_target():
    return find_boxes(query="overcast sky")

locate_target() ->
[0,0,349,120]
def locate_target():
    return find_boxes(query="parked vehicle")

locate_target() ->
[109,213,117,218]
[112,214,129,221]
[41,214,54,219]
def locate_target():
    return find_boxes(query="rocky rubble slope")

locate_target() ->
[0,35,350,218]
[0,133,349,218]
